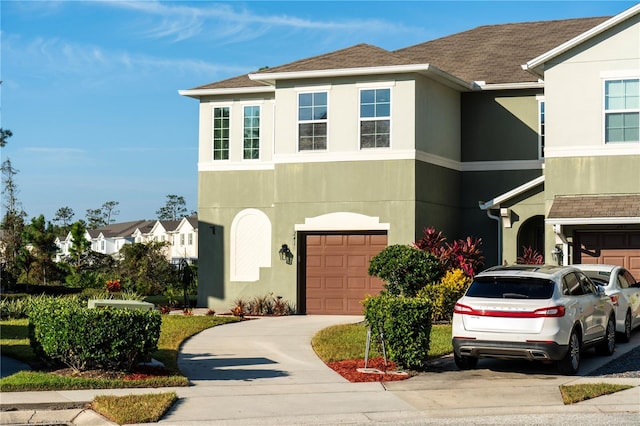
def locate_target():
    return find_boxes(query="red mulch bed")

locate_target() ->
[326,357,410,382]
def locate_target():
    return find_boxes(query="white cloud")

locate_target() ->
[100,0,416,43]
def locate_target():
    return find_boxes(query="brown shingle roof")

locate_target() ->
[190,16,612,91]
[548,195,640,219]
[394,17,610,84]
[260,43,417,74]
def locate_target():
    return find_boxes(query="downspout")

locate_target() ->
[486,209,502,265]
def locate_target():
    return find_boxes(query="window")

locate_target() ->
[243,106,260,159]
[604,79,639,143]
[180,234,185,246]
[213,107,230,160]
[298,92,327,151]
[188,233,193,245]
[360,88,390,148]
[538,100,545,158]
[466,277,554,299]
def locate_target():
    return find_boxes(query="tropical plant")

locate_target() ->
[516,246,544,265]
[414,227,484,276]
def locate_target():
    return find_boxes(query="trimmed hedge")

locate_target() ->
[363,292,432,370]
[29,297,161,372]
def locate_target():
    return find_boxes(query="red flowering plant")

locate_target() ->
[105,279,121,293]
[414,227,485,277]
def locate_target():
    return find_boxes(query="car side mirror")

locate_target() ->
[596,285,606,297]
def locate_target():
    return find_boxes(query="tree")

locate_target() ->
[86,201,119,229]
[22,215,58,285]
[118,241,174,295]
[68,221,91,268]
[0,128,13,147]
[1,157,27,284]
[156,194,187,221]
[53,207,75,228]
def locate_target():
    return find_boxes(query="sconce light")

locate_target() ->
[278,244,294,265]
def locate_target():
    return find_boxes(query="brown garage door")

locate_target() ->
[576,231,640,278]
[305,233,387,315]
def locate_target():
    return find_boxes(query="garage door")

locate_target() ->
[305,233,387,315]
[576,232,640,278]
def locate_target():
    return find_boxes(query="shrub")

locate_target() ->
[0,296,30,320]
[28,296,161,372]
[363,292,432,370]
[417,268,471,322]
[414,227,485,276]
[368,245,443,297]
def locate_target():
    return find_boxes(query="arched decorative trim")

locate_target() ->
[294,212,390,231]
[230,209,271,282]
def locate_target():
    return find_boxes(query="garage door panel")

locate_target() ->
[370,234,388,246]
[347,235,366,245]
[325,298,346,311]
[307,235,322,246]
[306,255,322,267]
[325,235,346,246]
[602,255,626,265]
[347,277,366,289]
[325,277,345,289]
[325,256,345,268]
[347,255,367,267]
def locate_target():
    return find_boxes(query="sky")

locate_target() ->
[1,0,637,224]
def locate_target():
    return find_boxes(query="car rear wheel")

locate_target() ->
[617,310,632,343]
[454,353,478,370]
[558,330,580,375]
[596,316,616,356]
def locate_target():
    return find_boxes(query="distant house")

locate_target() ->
[179,4,639,315]
[54,217,198,264]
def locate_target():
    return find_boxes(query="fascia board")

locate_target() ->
[546,217,640,225]
[479,175,545,210]
[249,64,474,91]
[523,4,640,76]
[474,82,545,91]
[178,86,274,98]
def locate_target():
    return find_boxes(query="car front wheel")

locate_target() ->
[454,353,478,370]
[558,330,580,375]
[596,315,616,356]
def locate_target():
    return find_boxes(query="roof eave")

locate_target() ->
[523,4,640,76]
[474,81,545,91]
[178,86,275,99]
[479,175,545,210]
[546,217,640,225]
[249,64,474,91]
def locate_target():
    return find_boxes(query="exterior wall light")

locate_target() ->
[279,244,294,265]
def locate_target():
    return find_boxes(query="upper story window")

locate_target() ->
[604,79,639,143]
[298,92,327,151]
[188,233,193,245]
[360,88,390,148]
[243,106,260,159]
[538,100,545,158]
[213,107,230,160]
[180,234,185,246]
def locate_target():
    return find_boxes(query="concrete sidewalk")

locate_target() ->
[1,315,639,425]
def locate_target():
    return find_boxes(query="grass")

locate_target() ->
[91,392,177,424]
[312,322,452,363]
[0,315,239,392]
[559,383,634,404]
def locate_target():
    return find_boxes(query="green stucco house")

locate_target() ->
[180,4,640,314]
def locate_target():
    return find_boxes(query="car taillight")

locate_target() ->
[609,295,619,306]
[532,306,565,317]
[454,303,473,314]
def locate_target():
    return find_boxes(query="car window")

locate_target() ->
[622,270,638,287]
[563,272,584,296]
[582,270,609,286]
[617,272,630,289]
[578,272,596,295]
[466,277,554,299]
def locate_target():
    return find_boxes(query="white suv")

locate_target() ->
[452,265,616,375]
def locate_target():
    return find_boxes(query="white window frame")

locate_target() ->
[359,87,392,149]
[537,97,545,159]
[212,106,231,160]
[297,91,328,152]
[603,78,639,144]
[242,105,261,160]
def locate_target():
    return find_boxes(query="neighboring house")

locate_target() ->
[170,216,199,265]
[54,217,198,264]
[179,5,639,314]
